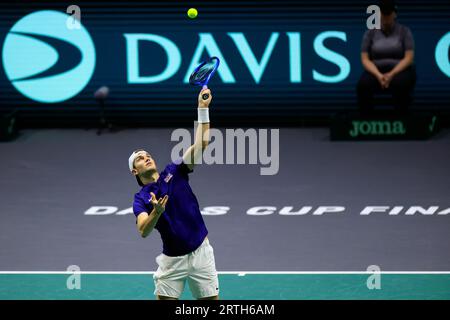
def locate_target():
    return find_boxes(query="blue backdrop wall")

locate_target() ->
[0,0,449,126]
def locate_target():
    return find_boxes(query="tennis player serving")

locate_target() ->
[128,86,219,300]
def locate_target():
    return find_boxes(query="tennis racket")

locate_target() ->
[189,57,220,100]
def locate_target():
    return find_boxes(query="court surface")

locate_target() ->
[1,273,450,300]
[0,128,449,299]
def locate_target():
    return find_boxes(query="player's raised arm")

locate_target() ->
[182,86,211,170]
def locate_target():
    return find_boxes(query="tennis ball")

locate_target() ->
[187,8,198,19]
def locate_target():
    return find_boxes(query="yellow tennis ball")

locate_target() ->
[187,8,198,19]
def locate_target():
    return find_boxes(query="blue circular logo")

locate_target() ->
[2,10,96,103]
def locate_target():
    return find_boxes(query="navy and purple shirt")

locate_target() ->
[132,159,208,257]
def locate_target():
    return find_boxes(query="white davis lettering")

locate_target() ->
[84,206,450,216]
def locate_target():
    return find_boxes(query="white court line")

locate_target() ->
[1,271,450,275]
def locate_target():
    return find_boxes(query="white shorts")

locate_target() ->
[153,238,219,299]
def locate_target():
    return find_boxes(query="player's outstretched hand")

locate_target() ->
[150,192,168,215]
[198,85,212,108]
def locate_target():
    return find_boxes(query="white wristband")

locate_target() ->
[197,108,210,123]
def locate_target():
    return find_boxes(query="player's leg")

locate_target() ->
[153,253,188,299]
[198,294,219,300]
[187,238,220,300]
[157,295,178,300]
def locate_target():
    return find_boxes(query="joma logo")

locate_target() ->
[349,120,406,137]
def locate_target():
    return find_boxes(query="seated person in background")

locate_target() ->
[357,0,416,116]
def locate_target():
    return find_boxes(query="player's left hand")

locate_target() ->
[150,192,168,215]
